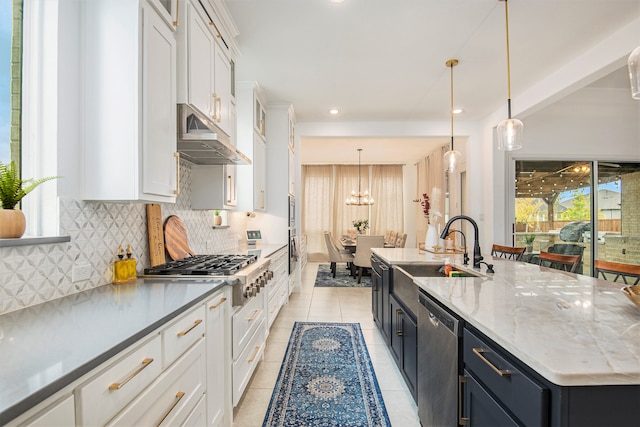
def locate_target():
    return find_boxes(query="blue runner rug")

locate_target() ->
[314,263,371,287]
[263,322,390,427]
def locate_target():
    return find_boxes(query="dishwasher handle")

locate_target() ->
[419,290,459,335]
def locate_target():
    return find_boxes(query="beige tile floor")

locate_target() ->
[232,262,421,426]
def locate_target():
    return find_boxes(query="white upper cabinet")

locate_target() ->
[82,0,178,202]
[236,82,268,212]
[176,0,233,137]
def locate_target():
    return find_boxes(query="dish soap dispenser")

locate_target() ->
[113,245,137,285]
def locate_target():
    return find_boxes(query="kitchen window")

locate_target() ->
[1,1,21,167]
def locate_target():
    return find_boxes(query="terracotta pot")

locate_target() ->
[0,209,26,238]
[214,215,222,226]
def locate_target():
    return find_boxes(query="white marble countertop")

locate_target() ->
[372,248,640,387]
[0,278,226,424]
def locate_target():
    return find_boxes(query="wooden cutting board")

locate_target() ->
[146,204,166,267]
[164,215,196,261]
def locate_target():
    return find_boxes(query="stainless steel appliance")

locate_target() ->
[143,254,272,307]
[418,288,463,427]
[289,228,298,274]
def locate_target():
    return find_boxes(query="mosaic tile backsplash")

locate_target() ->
[0,160,246,315]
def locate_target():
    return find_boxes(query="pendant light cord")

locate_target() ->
[450,61,455,151]
[504,0,513,119]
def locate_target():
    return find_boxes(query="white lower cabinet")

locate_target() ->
[106,339,206,426]
[163,304,206,368]
[183,395,207,427]
[232,317,266,407]
[76,335,163,426]
[19,395,75,427]
[205,290,231,427]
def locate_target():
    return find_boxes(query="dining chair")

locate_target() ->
[353,235,385,283]
[537,251,581,273]
[594,260,640,286]
[394,233,407,248]
[491,244,526,261]
[386,231,398,246]
[384,230,392,245]
[324,231,354,278]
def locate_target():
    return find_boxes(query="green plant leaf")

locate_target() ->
[0,161,60,209]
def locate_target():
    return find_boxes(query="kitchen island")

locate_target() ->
[372,247,640,426]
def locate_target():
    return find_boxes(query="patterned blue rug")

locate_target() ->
[263,322,390,427]
[314,263,371,287]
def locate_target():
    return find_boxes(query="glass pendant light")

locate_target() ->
[443,59,462,173]
[497,0,524,151]
[628,45,640,99]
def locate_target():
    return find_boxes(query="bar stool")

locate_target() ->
[491,244,526,261]
[594,260,640,286]
[537,251,581,273]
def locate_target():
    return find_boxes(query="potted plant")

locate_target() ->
[0,160,59,238]
[352,219,369,234]
[213,210,223,226]
[525,234,536,252]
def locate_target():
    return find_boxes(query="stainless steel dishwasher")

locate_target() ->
[418,288,462,427]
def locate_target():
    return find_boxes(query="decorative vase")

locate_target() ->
[214,215,222,226]
[425,223,438,250]
[0,209,26,238]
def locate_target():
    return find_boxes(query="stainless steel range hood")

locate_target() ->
[177,103,251,165]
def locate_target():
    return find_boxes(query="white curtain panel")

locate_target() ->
[302,164,404,258]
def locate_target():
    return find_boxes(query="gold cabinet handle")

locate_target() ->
[260,189,265,210]
[472,348,511,377]
[173,152,180,195]
[108,357,154,391]
[177,319,202,337]
[227,175,232,203]
[395,308,404,336]
[215,96,222,123]
[172,0,180,27]
[247,346,260,363]
[155,391,185,427]
[458,375,469,425]
[211,93,218,120]
[209,297,227,310]
[260,119,265,136]
[247,309,260,321]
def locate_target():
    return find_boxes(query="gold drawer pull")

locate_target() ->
[247,309,260,321]
[209,297,227,310]
[155,391,185,427]
[172,0,180,27]
[108,357,154,391]
[458,375,469,425]
[472,348,511,377]
[177,319,202,337]
[247,346,260,363]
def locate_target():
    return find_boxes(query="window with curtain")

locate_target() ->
[302,164,404,259]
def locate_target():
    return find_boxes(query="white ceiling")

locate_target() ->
[223,0,640,163]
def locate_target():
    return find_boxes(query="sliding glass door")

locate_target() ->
[513,160,640,276]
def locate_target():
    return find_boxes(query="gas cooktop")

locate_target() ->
[143,254,258,276]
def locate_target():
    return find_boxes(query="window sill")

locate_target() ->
[0,235,71,248]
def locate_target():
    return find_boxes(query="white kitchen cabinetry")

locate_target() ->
[205,290,231,427]
[266,248,288,329]
[237,82,268,212]
[83,0,177,202]
[231,290,266,406]
[176,0,233,136]
[19,396,75,427]
[191,165,237,210]
[106,339,206,426]
[264,104,296,243]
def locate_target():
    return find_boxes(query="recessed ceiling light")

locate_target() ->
[452,108,463,114]
[329,108,339,115]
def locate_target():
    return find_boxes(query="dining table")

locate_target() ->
[339,236,395,253]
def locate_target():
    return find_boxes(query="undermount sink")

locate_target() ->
[397,264,483,278]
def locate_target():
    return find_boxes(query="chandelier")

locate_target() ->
[345,148,374,206]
